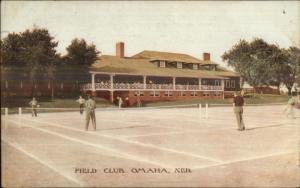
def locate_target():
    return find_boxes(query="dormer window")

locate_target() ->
[211,65,216,71]
[177,62,182,69]
[193,64,198,70]
[159,61,166,68]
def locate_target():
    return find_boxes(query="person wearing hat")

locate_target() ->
[85,94,97,131]
[233,91,245,131]
[29,97,38,117]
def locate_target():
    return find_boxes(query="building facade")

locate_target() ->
[82,42,240,105]
[1,42,240,105]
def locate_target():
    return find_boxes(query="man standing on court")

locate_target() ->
[85,94,96,131]
[284,95,296,118]
[29,97,38,117]
[117,96,123,109]
[233,91,245,131]
[76,95,85,115]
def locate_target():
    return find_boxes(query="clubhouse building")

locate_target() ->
[82,42,240,105]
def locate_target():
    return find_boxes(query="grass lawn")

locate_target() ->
[1,94,290,114]
[143,94,290,107]
[1,97,114,114]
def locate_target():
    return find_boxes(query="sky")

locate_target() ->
[1,1,299,67]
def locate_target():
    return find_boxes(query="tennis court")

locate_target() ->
[1,104,299,187]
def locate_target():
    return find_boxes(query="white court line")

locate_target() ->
[124,131,188,138]
[125,122,296,139]
[10,113,295,136]
[7,119,175,168]
[95,118,204,132]
[192,151,296,170]
[98,117,294,134]
[16,115,193,132]
[20,114,296,138]
[36,113,291,131]
[18,117,223,163]
[1,138,84,186]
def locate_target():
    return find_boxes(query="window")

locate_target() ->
[231,80,235,88]
[134,91,144,96]
[20,81,23,89]
[150,91,154,96]
[180,91,186,96]
[193,64,198,70]
[214,92,222,97]
[159,61,166,68]
[150,91,160,97]
[215,80,221,86]
[203,92,209,97]
[225,80,230,88]
[60,83,64,89]
[191,91,198,96]
[177,62,182,69]
[202,80,207,85]
[5,81,8,89]
[164,91,173,97]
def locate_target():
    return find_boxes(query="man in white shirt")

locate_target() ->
[76,96,85,115]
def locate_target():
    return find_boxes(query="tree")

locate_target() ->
[65,38,99,65]
[283,47,300,95]
[63,38,100,87]
[1,28,60,96]
[222,39,274,87]
[222,38,299,95]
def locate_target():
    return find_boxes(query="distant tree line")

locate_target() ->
[222,38,300,95]
[0,27,100,98]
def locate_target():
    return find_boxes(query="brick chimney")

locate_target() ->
[116,42,125,58]
[203,52,210,61]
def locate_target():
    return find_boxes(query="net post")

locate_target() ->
[205,103,208,119]
[5,108,8,116]
[18,107,22,116]
[198,104,202,118]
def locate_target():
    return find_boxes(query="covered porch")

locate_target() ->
[82,72,225,92]
[81,72,226,103]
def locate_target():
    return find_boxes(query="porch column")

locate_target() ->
[110,74,114,89]
[221,79,225,99]
[91,73,95,91]
[221,79,225,90]
[110,74,114,103]
[110,90,114,103]
[143,75,146,89]
[173,77,176,90]
[199,78,202,90]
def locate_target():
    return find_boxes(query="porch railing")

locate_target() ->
[82,83,223,91]
[201,85,223,90]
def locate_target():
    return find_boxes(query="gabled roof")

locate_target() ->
[90,55,239,78]
[132,50,206,64]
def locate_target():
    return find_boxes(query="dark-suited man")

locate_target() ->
[233,91,245,131]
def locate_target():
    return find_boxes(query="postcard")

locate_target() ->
[1,1,299,187]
